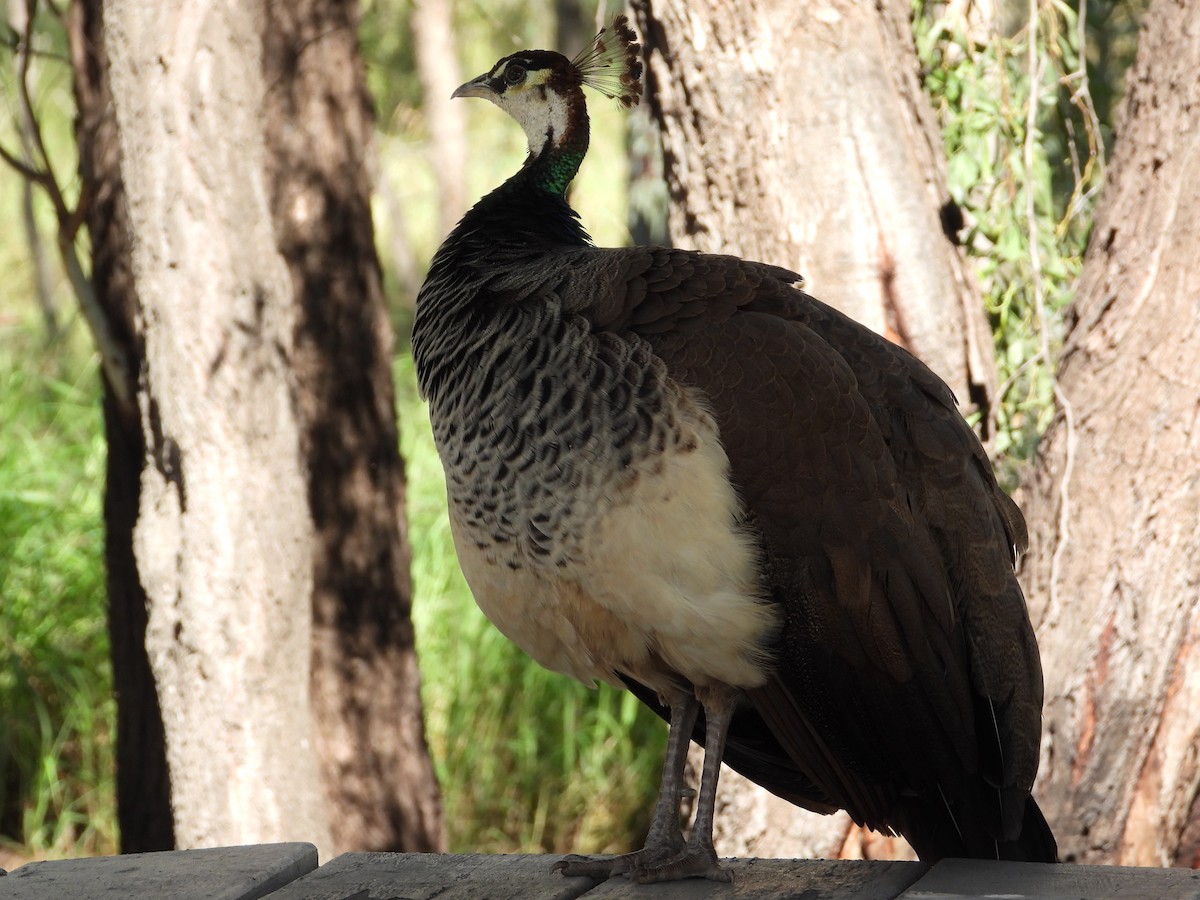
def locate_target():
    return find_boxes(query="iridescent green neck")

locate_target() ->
[532,148,586,195]
[528,91,589,196]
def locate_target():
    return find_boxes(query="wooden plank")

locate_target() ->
[899,858,1200,899]
[1,842,317,900]
[583,857,924,899]
[263,852,601,900]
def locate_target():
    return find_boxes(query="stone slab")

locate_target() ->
[263,853,923,899]
[2,842,317,900]
[583,857,924,899]
[899,857,1200,899]
[263,852,600,899]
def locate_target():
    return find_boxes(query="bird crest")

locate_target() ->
[570,15,643,109]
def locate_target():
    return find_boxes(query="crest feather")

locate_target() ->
[570,15,643,108]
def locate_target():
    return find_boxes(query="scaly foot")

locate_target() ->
[629,846,732,884]
[552,840,682,880]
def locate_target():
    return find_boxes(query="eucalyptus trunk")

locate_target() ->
[77,0,445,856]
[633,0,996,420]
[262,0,446,853]
[1021,0,1200,867]
[412,0,468,236]
[70,0,172,852]
[101,0,333,854]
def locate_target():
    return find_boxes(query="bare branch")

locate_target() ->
[0,136,51,182]
[1,0,135,410]
[58,230,134,410]
[15,0,69,224]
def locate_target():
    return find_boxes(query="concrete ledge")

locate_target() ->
[3,842,317,900]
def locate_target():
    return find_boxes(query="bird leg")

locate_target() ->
[552,684,697,880]
[629,683,739,884]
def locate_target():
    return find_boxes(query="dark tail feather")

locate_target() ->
[998,797,1058,863]
[620,674,1059,864]
[899,793,1058,863]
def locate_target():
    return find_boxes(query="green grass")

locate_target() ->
[397,354,666,854]
[0,329,116,861]
[1,7,115,860]
[912,0,1120,477]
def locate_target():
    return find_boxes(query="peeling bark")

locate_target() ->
[75,0,443,856]
[261,0,446,853]
[102,0,332,855]
[1021,0,1200,867]
[71,0,172,853]
[633,0,996,418]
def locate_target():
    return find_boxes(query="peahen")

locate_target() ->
[412,15,1056,883]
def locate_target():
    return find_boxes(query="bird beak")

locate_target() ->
[452,74,495,100]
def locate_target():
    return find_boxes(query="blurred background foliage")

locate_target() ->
[0,0,1150,865]
[914,0,1148,480]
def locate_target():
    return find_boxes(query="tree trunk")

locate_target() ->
[634,0,994,859]
[77,0,443,856]
[261,0,446,854]
[1021,0,1200,867]
[70,0,173,853]
[101,0,332,855]
[412,0,467,236]
[633,0,995,418]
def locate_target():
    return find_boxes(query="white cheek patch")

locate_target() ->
[501,85,572,156]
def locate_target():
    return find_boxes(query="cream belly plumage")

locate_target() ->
[449,406,775,695]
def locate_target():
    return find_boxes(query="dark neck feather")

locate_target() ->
[435,87,592,254]
[442,171,591,257]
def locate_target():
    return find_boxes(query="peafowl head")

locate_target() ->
[452,16,642,193]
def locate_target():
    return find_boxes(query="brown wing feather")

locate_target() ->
[559,245,1048,858]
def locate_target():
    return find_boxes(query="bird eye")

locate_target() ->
[505,64,527,85]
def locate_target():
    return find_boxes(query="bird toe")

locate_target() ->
[552,854,610,879]
[629,848,732,884]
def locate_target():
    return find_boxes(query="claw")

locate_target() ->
[552,842,685,881]
[551,854,625,880]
